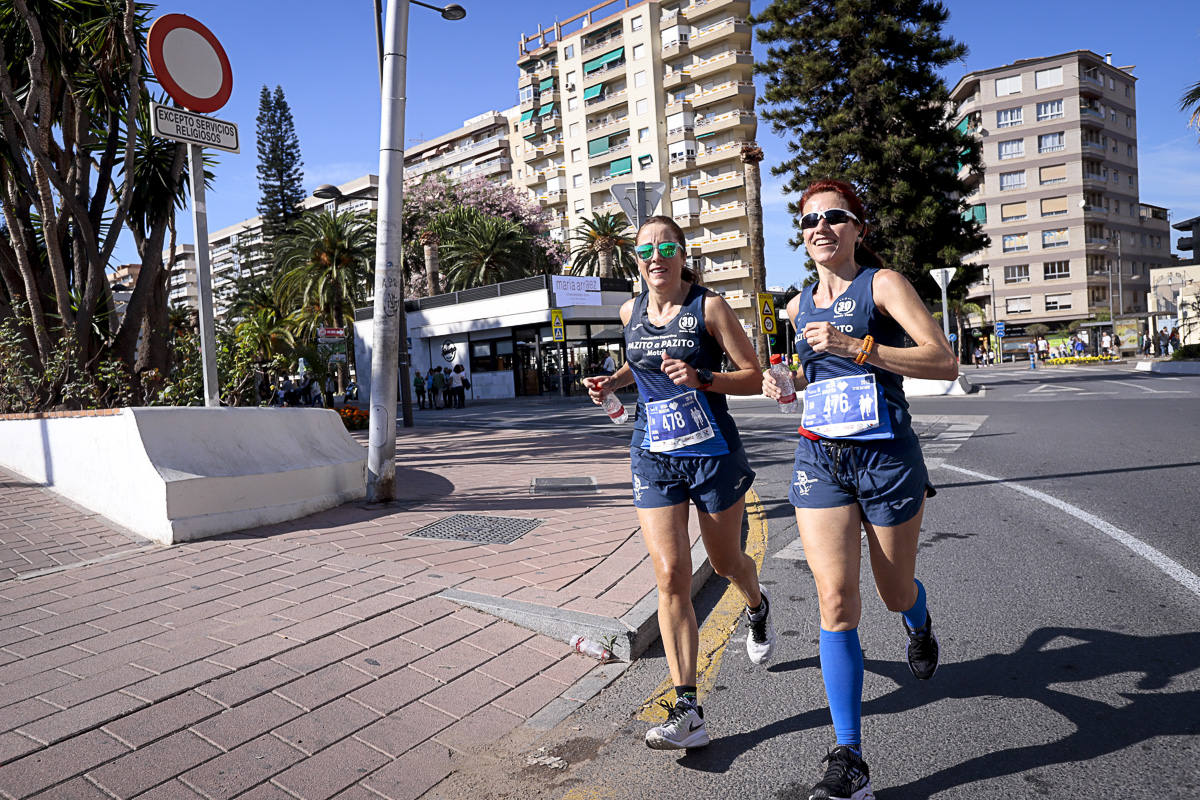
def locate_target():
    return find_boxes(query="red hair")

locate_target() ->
[799,179,868,223]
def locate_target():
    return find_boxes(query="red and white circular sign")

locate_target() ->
[148,14,233,114]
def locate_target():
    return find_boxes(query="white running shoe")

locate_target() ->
[644,698,710,750]
[745,588,777,665]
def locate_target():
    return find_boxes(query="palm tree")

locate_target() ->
[741,142,769,368]
[1182,78,1200,137]
[419,229,442,296]
[274,209,374,390]
[569,213,637,279]
[435,207,539,290]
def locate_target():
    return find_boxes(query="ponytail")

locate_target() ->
[854,239,885,269]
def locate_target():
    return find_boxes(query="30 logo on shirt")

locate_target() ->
[833,298,856,317]
[678,313,698,332]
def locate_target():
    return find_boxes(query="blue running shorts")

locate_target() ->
[788,434,933,526]
[630,446,755,514]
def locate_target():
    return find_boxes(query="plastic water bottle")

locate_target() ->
[769,354,798,414]
[601,391,628,424]
[571,635,615,663]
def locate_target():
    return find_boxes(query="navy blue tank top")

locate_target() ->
[793,267,913,439]
[625,283,741,455]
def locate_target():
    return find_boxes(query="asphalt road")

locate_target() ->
[425,361,1200,800]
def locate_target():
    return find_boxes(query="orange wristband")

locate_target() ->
[854,335,875,365]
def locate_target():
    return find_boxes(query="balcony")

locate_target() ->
[584,87,628,114]
[674,212,700,229]
[534,138,563,158]
[684,0,751,23]
[1081,205,1108,215]
[582,59,626,88]
[689,17,751,47]
[702,263,751,282]
[694,171,744,195]
[1082,171,1107,187]
[1081,139,1106,153]
[700,200,746,224]
[537,188,567,205]
[723,291,752,310]
[534,62,558,82]
[585,114,629,138]
[663,68,691,90]
[668,153,696,174]
[699,233,749,253]
[582,30,624,56]
[694,110,756,136]
[516,117,541,138]
[690,49,754,82]
[661,36,690,59]
[696,140,745,167]
[588,139,630,163]
[518,70,536,88]
[1080,105,1104,121]
[666,124,695,144]
[689,81,754,110]
[670,182,698,201]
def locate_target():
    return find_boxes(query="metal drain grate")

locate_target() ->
[530,476,597,495]
[407,514,543,545]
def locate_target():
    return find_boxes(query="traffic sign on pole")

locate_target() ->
[551,309,565,342]
[150,103,239,152]
[148,14,234,113]
[610,182,664,229]
[995,321,1006,337]
[757,293,777,336]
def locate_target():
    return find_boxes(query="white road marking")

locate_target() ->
[938,463,1200,599]
[1106,379,1161,393]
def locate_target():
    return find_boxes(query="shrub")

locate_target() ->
[337,406,369,430]
[1171,343,1200,361]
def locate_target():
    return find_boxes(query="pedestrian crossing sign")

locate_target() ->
[551,309,565,342]
[757,293,776,336]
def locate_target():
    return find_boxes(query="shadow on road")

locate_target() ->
[938,460,1200,489]
[674,626,1200,798]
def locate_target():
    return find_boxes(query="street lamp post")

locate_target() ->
[365,0,465,504]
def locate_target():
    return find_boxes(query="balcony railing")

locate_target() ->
[582,31,624,56]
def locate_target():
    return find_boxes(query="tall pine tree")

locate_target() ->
[753,0,988,301]
[256,85,306,245]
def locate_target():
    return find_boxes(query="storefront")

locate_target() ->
[353,274,633,402]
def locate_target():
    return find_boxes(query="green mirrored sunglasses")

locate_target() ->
[635,242,681,260]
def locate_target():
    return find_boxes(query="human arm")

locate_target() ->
[799,269,958,380]
[660,291,762,395]
[761,295,810,399]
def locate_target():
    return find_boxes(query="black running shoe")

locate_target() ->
[903,611,939,680]
[808,745,874,800]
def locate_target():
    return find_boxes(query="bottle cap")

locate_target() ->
[769,354,783,364]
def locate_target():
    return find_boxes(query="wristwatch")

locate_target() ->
[695,367,714,390]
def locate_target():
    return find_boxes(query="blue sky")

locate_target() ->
[134,0,1200,289]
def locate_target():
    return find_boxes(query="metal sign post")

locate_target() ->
[930,267,956,343]
[186,144,220,406]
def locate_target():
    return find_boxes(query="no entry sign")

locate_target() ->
[148,14,233,113]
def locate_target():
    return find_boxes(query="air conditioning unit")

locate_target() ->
[566,84,576,92]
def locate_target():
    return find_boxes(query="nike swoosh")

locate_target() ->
[689,721,703,731]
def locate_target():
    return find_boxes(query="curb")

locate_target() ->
[903,375,976,396]
[1134,360,1200,375]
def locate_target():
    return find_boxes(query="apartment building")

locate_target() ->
[512,0,759,327]
[166,245,198,311]
[403,110,513,185]
[952,50,1172,336]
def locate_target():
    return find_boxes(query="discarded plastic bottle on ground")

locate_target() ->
[601,391,628,424]
[769,354,798,414]
[571,635,615,663]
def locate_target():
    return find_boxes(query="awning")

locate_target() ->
[609,156,632,176]
[523,130,540,140]
[583,47,624,74]
[537,103,556,117]
[955,116,970,134]
[539,77,555,92]
[695,131,718,139]
[519,109,535,122]
[588,136,610,156]
[699,188,728,198]
[542,124,557,134]
[583,83,604,101]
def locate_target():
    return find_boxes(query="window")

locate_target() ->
[1126,114,1133,129]
[1127,144,1134,157]
[1004,263,1030,282]
[1129,174,1135,186]
[1036,100,1063,120]
[567,96,579,111]
[638,126,650,142]
[572,174,583,188]
[638,153,653,169]
[1002,234,1029,254]
[635,98,649,115]
[632,43,645,59]
[1109,77,1115,89]
[995,75,1022,96]
[997,107,1023,128]
[1035,67,1063,89]
[999,171,1026,191]
[1044,293,1072,311]
[519,86,535,103]
[631,14,643,31]
[566,71,576,86]
[1040,196,1068,216]
[1001,201,1028,221]
[571,147,581,162]
[1042,228,1069,248]
[1006,296,1032,314]
[574,199,585,213]
[569,122,580,137]
[998,139,1024,160]
[564,44,575,59]
[1043,260,1070,280]
[634,70,647,87]
[1038,132,1065,153]
[1039,164,1067,184]
[1125,83,1130,97]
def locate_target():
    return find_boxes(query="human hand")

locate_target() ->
[584,376,611,405]
[801,321,859,359]
[761,368,782,400]
[660,357,699,388]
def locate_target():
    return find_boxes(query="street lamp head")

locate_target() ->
[440,4,467,21]
[313,184,344,200]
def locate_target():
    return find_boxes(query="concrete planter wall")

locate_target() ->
[0,407,366,545]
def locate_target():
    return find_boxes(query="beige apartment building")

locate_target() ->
[403,110,513,185]
[952,50,1172,340]
[511,0,759,327]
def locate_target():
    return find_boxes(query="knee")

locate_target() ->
[652,560,693,599]
[708,550,749,581]
[877,581,918,613]
[817,589,861,629]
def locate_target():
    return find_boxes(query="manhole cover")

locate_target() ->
[530,476,597,495]
[407,514,543,544]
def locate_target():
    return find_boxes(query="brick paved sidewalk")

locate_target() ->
[0,426,681,800]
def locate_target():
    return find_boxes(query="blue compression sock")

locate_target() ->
[819,627,864,750]
[901,579,928,631]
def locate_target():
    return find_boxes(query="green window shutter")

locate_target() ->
[972,204,987,223]
[695,131,717,139]
[543,124,557,134]
[583,84,604,101]
[524,131,540,140]
[609,156,632,176]
[955,116,970,134]
[602,47,625,67]
[537,103,556,117]
[584,47,624,74]
[519,109,535,122]
[539,77,555,92]
[588,136,611,156]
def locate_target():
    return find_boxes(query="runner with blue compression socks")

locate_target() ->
[762,180,958,800]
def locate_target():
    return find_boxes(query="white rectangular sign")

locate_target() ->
[552,275,601,307]
[151,103,240,153]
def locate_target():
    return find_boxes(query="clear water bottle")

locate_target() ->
[601,391,628,424]
[571,634,615,663]
[769,354,798,414]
